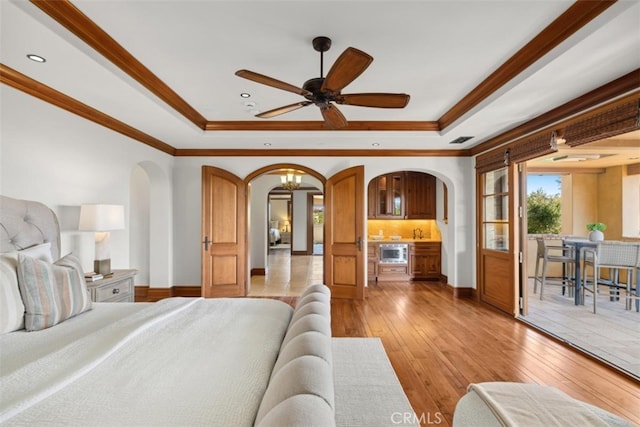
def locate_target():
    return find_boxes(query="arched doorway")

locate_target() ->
[246,164,325,296]
[201,164,365,299]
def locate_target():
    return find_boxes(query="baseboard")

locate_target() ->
[445,283,476,299]
[251,268,266,276]
[173,286,201,297]
[135,285,201,302]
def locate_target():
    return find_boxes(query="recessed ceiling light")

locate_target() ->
[372,143,380,147]
[240,93,251,98]
[264,143,272,146]
[27,54,46,63]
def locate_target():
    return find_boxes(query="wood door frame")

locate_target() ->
[517,163,528,315]
[306,191,323,255]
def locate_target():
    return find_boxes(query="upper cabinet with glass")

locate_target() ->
[368,172,436,219]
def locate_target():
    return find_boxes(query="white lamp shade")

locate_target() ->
[79,204,125,231]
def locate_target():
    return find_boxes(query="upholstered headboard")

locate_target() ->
[0,195,61,260]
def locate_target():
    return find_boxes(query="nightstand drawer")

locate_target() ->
[86,269,137,303]
[95,279,132,302]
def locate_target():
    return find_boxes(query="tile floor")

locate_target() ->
[248,248,323,297]
[520,278,639,380]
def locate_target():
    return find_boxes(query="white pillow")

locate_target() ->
[19,242,53,263]
[0,253,26,333]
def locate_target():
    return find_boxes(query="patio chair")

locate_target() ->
[581,241,640,313]
[533,237,575,300]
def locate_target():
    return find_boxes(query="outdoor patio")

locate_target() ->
[520,278,639,380]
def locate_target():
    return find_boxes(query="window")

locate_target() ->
[482,168,509,251]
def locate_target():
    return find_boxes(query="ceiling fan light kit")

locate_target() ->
[235,36,410,129]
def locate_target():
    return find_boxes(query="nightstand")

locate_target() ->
[86,269,137,302]
[280,231,291,244]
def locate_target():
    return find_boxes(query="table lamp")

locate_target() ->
[79,204,125,275]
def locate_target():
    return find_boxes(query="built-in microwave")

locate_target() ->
[379,243,408,264]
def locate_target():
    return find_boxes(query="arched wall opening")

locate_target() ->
[130,161,172,287]
[365,168,458,286]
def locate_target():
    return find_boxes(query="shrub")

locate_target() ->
[527,188,561,234]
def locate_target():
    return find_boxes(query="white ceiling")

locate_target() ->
[1,0,639,151]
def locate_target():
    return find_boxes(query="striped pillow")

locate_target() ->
[17,253,92,331]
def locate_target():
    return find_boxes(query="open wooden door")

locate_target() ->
[477,165,517,314]
[325,166,365,299]
[201,166,246,297]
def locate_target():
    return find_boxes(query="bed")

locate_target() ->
[269,221,281,245]
[0,196,336,426]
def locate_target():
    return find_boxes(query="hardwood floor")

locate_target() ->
[250,250,639,425]
[331,280,640,426]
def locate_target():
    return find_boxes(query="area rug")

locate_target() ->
[332,338,419,427]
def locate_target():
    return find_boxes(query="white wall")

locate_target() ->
[1,86,173,281]
[2,86,475,290]
[173,157,475,288]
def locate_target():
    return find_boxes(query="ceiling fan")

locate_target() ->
[235,36,410,129]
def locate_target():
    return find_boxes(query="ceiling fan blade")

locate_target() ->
[256,101,312,119]
[321,47,373,93]
[338,93,410,108]
[321,104,348,129]
[236,70,312,97]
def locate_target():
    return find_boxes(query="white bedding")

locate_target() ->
[269,228,281,244]
[1,297,293,426]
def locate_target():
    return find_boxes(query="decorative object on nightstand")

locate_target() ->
[79,204,125,275]
[85,269,137,302]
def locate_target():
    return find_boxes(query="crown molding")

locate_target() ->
[174,148,470,157]
[0,63,177,156]
[204,121,439,131]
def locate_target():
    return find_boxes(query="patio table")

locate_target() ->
[563,238,597,305]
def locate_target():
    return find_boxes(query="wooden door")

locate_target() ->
[477,166,517,314]
[201,166,246,297]
[325,166,365,299]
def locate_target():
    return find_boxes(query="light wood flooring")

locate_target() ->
[250,250,640,426]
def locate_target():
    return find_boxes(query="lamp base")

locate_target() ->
[94,259,112,276]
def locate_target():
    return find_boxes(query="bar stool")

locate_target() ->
[581,242,640,313]
[533,237,575,300]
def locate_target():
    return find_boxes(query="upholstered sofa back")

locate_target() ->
[255,284,335,427]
